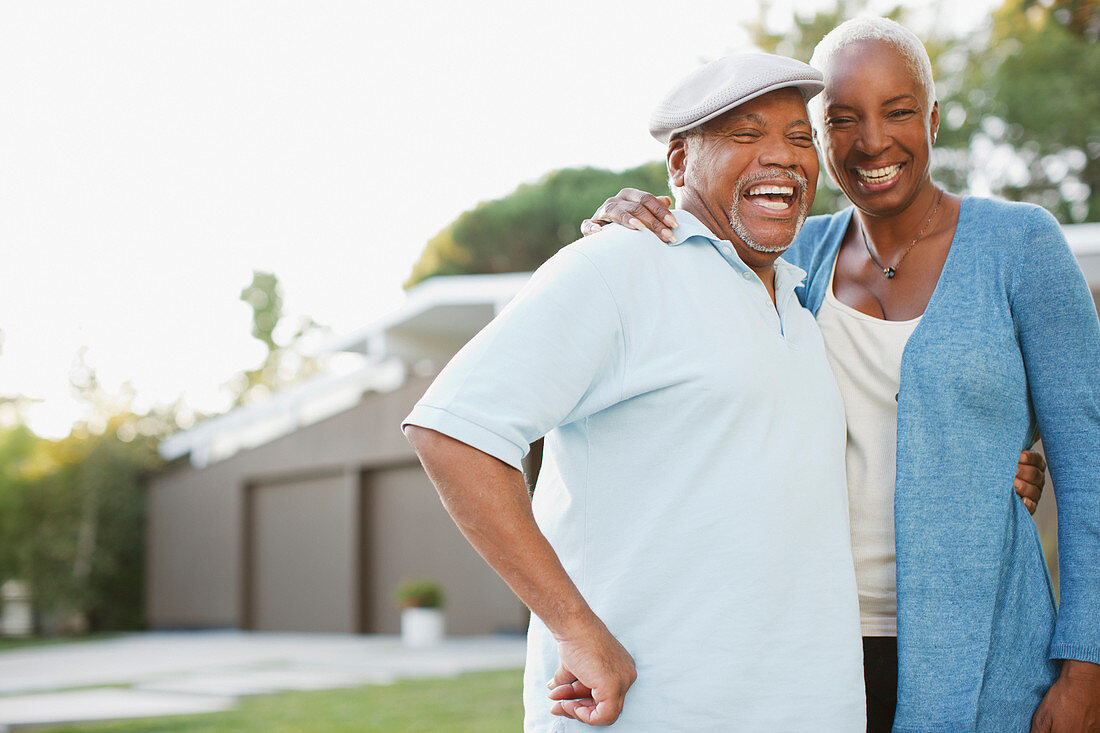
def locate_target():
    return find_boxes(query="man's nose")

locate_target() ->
[758,134,799,169]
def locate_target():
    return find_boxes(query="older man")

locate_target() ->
[403,54,864,731]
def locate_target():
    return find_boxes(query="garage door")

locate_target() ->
[250,472,358,632]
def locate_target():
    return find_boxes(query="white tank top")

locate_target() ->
[816,260,920,637]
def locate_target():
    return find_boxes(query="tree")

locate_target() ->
[0,352,173,634]
[1021,0,1099,40]
[241,271,282,354]
[0,424,39,593]
[937,0,1100,222]
[405,163,671,287]
[229,271,329,406]
[11,424,157,633]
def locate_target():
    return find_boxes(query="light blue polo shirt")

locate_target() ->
[404,210,864,732]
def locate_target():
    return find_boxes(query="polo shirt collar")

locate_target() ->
[664,208,807,293]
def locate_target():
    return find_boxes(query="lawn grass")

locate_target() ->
[42,668,525,733]
[0,633,120,653]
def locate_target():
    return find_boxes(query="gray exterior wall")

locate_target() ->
[365,465,526,634]
[147,460,243,627]
[147,375,528,634]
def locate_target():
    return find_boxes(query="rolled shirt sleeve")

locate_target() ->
[403,246,626,471]
[1010,207,1100,664]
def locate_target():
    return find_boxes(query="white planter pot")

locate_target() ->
[0,580,33,637]
[401,607,445,647]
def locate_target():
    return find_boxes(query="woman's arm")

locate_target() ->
[1010,207,1100,729]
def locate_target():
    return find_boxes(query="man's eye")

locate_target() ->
[826,117,854,127]
[789,135,814,147]
[889,109,917,119]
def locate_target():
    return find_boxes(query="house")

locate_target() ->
[148,273,533,635]
[147,224,1100,634]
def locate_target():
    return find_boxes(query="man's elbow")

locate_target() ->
[404,425,519,483]
[403,425,472,469]
[402,423,435,453]
[403,424,449,464]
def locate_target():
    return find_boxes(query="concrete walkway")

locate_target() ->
[0,631,526,730]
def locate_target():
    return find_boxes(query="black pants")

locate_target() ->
[864,636,898,733]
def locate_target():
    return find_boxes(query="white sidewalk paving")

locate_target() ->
[0,690,237,730]
[0,631,526,731]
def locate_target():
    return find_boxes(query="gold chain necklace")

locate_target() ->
[859,187,944,280]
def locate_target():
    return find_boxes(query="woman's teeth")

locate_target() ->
[856,164,902,184]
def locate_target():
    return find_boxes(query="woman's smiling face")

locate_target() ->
[816,39,939,218]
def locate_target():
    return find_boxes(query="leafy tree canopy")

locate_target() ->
[0,355,173,634]
[230,271,329,406]
[405,163,670,288]
[938,0,1100,221]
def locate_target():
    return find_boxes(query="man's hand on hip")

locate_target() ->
[405,426,633,724]
[547,620,637,726]
[1031,659,1100,732]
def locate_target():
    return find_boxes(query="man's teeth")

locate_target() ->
[747,184,795,196]
[745,184,795,209]
[857,164,902,182]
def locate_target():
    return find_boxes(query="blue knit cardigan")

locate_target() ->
[784,196,1100,732]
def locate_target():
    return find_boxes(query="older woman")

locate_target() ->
[583,18,1100,733]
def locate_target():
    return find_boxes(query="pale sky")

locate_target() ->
[0,0,999,438]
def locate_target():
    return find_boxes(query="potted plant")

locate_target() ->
[395,578,445,647]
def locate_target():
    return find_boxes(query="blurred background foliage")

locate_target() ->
[405,163,672,287]
[0,271,317,634]
[407,0,1099,285]
[228,271,329,407]
[0,359,175,633]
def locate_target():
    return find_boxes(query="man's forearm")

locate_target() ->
[403,426,600,639]
[405,426,638,726]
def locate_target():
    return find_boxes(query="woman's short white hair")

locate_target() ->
[808,17,936,129]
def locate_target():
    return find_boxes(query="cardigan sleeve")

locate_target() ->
[1010,206,1100,665]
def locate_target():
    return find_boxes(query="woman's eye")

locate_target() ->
[889,109,917,119]
[826,117,854,127]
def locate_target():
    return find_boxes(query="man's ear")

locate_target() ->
[667,137,688,189]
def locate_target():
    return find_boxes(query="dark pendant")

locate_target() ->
[883,267,896,279]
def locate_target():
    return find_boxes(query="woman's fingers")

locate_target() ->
[1019,449,1047,475]
[580,219,608,236]
[591,189,678,242]
[1015,451,1046,515]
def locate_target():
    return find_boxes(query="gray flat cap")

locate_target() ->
[649,53,824,143]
